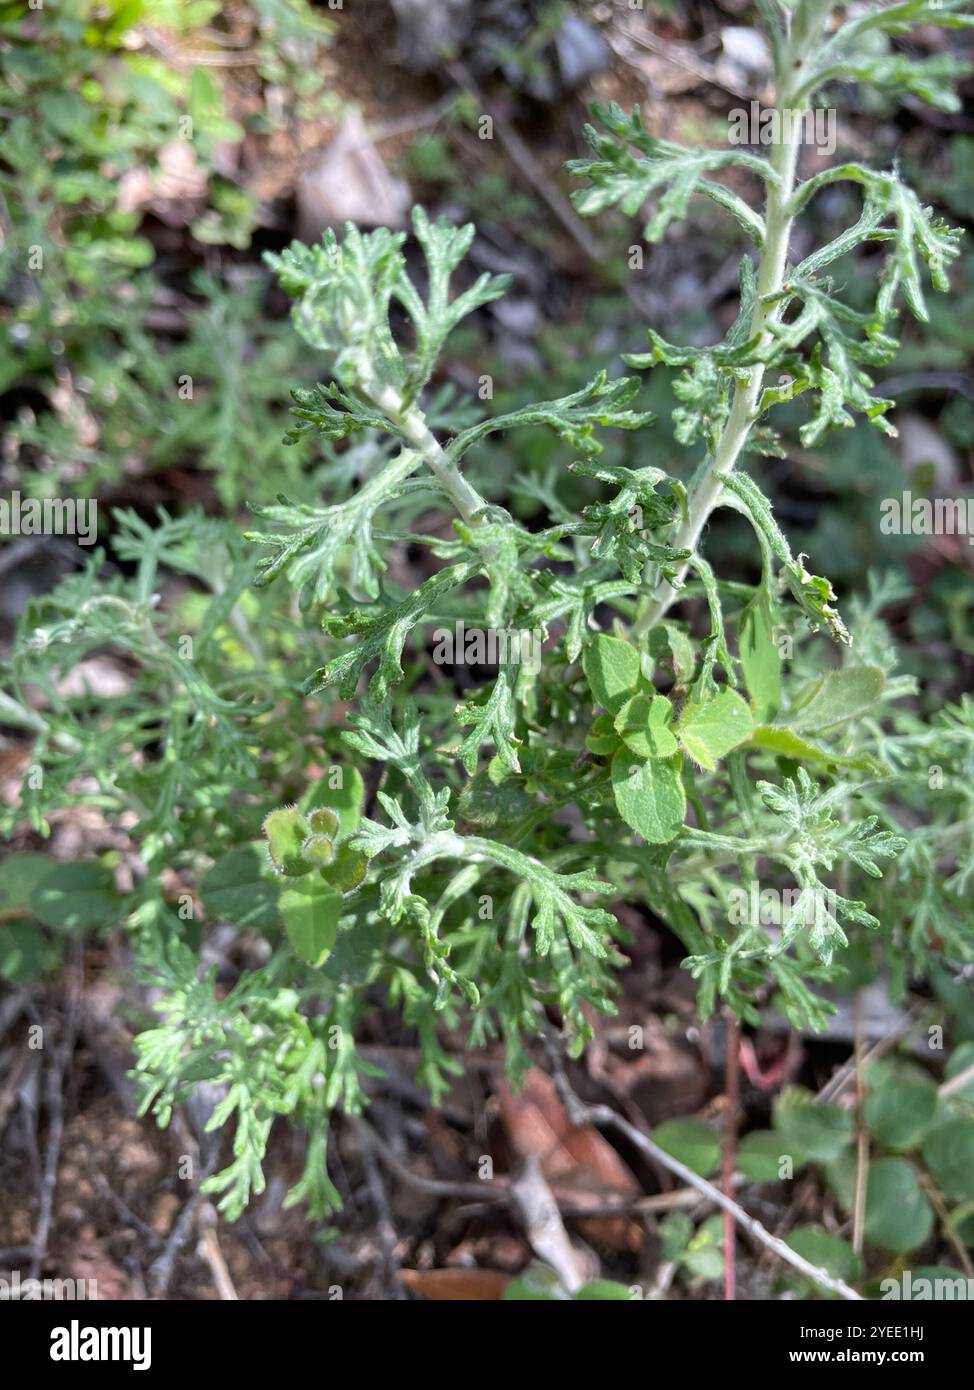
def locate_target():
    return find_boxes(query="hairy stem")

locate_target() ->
[367,379,492,527]
[634,17,825,637]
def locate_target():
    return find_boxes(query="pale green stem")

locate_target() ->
[366,379,491,528]
[633,20,826,638]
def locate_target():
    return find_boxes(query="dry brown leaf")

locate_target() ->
[398,1268,511,1300]
[495,1069,642,1252]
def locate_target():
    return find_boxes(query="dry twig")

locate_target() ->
[543,1036,863,1301]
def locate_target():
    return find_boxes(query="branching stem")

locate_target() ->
[634,15,827,637]
[367,379,492,527]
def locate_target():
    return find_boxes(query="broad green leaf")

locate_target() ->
[653,1118,721,1177]
[613,693,678,758]
[0,920,42,984]
[574,1280,637,1300]
[786,1227,862,1293]
[737,1130,802,1182]
[0,854,56,912]
[585,712,621,757]
[263,806,313,876]
[864,1159,934,1253]
[457,772,534,827]
[502,1265,566,1301]
[300,765,366,837]
[648,621,696,684]
[683,1219,724,1282]
[611,750,686,843]
[922,1118,974,1201]
[201,847,280,931]
[321,843,370,893]
[749,725,885,776]
[676,688,753,771]
[321,912,385,983]
[944,1043,974,1102]
[788,665,885,733]
[684,1254,724,1285]
[583,634,640,713]
[659,1211,694,1261]
[774,1087,853,1162]
[739,593,781,722]
[280,876,342,966]
[824,1146,859,1213]
[864,1076,938,1151]
[30,862,120,931]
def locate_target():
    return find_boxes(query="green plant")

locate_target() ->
[0,0,332,501]
[4,0,974,1253]
[641,1042,974,1296]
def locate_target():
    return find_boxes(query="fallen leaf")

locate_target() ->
[495,1069,642,1252]
[398,1268,511,1300]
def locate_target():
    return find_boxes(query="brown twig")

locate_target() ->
[360,1140,405,1299]
[510,1154,585,1293]
[611,21,752,101]
[816,1007,920,1104]
[148,1132,222,1298]
[542,1035,862,1300]
[90,1170,163,1250]
[445,61,606,267]
[29,951,81,1281]
[0,1045,29,1142]
[920,1172,974,1279]
[354,1113,729,1219]
[196,1202,239,1301]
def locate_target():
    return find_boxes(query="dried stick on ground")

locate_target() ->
[543,1037,863,1302]
[510,1155,586,1293]
[445,60,606,267]
[360,1140,405,1300]
[196,1202,238,1301]
[148,1133,222,1298]
[29,951,81,1281]
[816,1008,920,1104]
[356,1113,736,1218]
